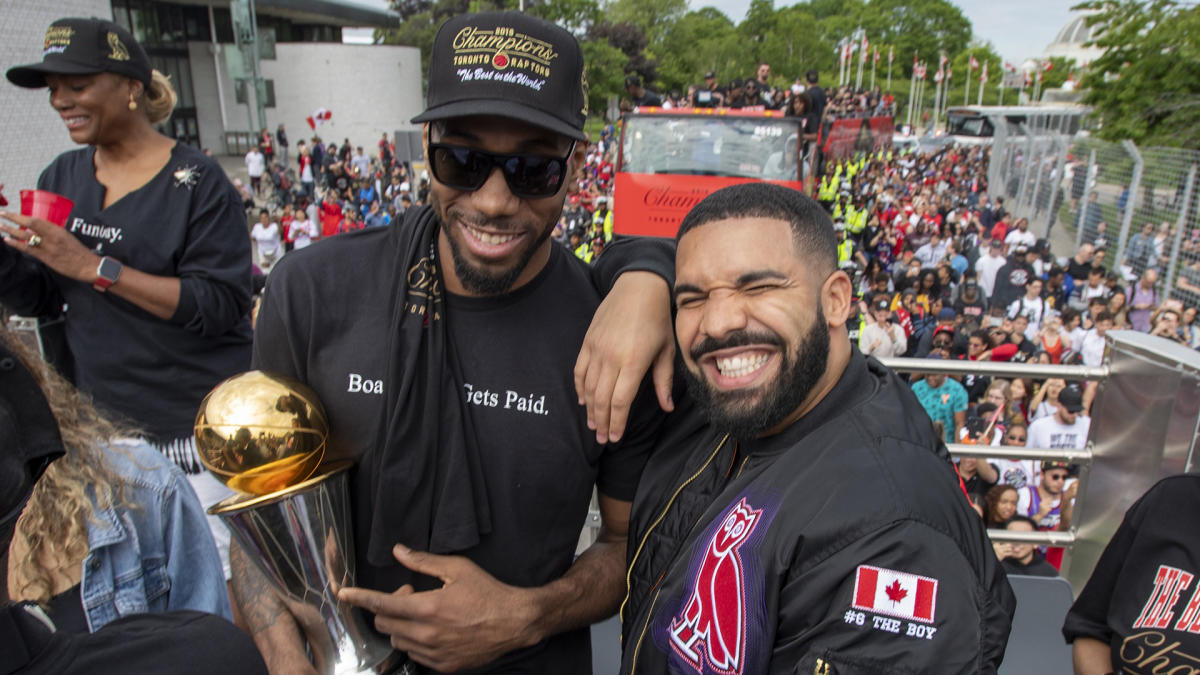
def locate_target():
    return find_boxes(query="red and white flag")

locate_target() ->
[969,55,979,70]
[980,61,989,83]
[913,51,919,66]
[861,35,869,63]
[947,67,952,81]
[1004,61,1015,72]
[934,68,943,83]
[939,52,949,67]
[852,565,938,624]
[306,107,332,130]
[1043,60,1054,72]
[874,46,880,63]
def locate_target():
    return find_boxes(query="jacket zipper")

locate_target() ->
[622,434,730,669]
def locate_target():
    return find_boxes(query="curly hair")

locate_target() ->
[3,328,140,607]
[983,484,1019,528]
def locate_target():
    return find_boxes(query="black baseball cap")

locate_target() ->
[872,297,890,312]
[1058,386,1084,413]
[7,17,151,89]
[411,12,587,141]
[0,342,65,532]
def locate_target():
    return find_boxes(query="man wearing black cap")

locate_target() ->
[0,339,266,675]
[859,295,907,358]
[246,11,673,674]
[695,71,723,108]
[1026,386,1089,453]
[625,74,662,108]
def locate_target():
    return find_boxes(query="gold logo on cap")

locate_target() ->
[43,26,74,56]
[451,26,557,78]
[107,32,130,61]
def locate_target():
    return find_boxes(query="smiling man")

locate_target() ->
[245,11,674,674]
[620,183,1014,674]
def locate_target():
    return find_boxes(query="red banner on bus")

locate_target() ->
[819,116,894,160]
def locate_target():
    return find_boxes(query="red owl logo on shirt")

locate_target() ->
[668,497,763,674]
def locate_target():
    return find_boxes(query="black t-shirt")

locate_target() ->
[1063,475,1200,672]
[991,261,1033,310]
[806,84,827,120]
[955,294,988,324]
[254,215,664,672]
[5,606,267,675]
[1003,553,1059,578]
[632,90,663,107]
[1067,258,1092,283]
[0,144,252,448]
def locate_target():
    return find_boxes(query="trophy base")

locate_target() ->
[212,461,394,675]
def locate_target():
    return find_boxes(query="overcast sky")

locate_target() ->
[346,0,1078,64]
[690,0,1078,64]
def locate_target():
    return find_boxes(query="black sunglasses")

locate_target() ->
[427,130,575,199]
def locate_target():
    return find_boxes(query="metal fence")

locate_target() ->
[1063,139,1200,302]
[993,125,1200,304]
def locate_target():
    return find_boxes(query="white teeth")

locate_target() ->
[468,225,517,246]
[715,353,768,378]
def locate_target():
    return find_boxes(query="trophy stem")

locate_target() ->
[211,462,394,675]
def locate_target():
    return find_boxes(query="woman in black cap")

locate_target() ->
[0,17,252,578]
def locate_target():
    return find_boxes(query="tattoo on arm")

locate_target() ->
[230,542,287,635]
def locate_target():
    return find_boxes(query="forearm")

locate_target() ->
[109,264,181,320]
[977,461,999,484]
[229,540,310,672]
[1072,636,1113,675]
[523,529,627,643]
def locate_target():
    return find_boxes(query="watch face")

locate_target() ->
[96,257,122,288]
[99,258,119,279]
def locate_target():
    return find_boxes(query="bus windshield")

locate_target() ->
[620,115,800,181]
[946,113,994,137]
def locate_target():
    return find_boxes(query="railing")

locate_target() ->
[579,358,1111,553]
[878,357,1104,549]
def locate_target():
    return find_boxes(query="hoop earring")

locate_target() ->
[128,94,138,111]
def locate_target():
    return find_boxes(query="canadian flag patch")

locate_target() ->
[851,565,938,624]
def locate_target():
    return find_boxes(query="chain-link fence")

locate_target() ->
[1061,138,1200,303]
[991,117,1200,312]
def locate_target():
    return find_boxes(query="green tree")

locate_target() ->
[581,39,628,119]
[606,0,687,43]
[1075,0,1200,147]
[857,0,971,78]
[655,8,741,92]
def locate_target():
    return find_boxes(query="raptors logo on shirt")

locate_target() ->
[668,497,769,675]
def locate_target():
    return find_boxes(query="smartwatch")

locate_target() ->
[93,256,123,292]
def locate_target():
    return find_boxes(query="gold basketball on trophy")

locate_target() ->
[194,371,329,496]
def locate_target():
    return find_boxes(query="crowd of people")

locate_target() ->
[5,11,1199,675]
[623,65,895,122]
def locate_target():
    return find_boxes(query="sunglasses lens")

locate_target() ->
[505,155,565,197]
[431,144,567,198]
[432,146,488,190]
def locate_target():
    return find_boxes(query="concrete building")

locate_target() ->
[2,0,113,195]
[1042,10,1106,67]
[2,0,419,191]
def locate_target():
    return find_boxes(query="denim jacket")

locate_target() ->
[80,439,232,632]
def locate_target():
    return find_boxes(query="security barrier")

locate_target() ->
[883,329,1200,591]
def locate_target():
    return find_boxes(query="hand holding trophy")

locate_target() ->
[196,371,394,675]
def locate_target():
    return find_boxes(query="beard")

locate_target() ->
[434,193,554,296]
[683,307,830,440]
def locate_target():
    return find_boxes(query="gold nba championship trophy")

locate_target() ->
[196,371,394,675]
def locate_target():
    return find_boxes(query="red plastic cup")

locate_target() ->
[20,189,74,227]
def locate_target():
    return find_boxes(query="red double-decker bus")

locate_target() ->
[613,107,806,238]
